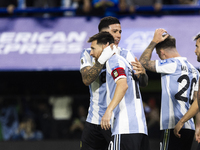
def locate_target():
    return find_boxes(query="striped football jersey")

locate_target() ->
[80,47,136,125]
[106,54,147,136]
[155,57,199,130]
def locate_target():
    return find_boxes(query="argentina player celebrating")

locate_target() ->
[139,28,199,150]
[80,16,148,150]
[88,32,150,150]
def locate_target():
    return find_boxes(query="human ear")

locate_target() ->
[102,42,109,50]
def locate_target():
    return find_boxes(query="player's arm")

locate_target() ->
[80,63,104,86]
[139,41,157,72]
[131,57,148,87]
[174,91,198,138]
[80,44,115,86]
[101,78,128,130]
[139,28,169,72]
[195,112,200,143]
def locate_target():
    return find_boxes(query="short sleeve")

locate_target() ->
[155,59,177,74]
[80,49,93,70]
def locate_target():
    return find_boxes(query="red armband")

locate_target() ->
[111,67,126,80]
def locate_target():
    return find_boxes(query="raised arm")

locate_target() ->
[139,41,157,72]
[139,28,169,72]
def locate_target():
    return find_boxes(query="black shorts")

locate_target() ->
[109,133,150,150]
[160,129,195,150]
[80,122,111,150]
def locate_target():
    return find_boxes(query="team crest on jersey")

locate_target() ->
[159,60,168,65]
[113,70,119,77]
[81,59,84,64]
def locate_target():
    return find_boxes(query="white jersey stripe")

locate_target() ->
[167,75,175,129]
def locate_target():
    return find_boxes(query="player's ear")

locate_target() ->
[102,43,107,50]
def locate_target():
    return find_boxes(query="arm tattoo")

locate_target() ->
[80,61,104,86]
[139,41,157,72]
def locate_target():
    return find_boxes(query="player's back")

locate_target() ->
[158,57,199,130]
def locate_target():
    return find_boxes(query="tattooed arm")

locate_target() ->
[80,61,104,86]
[139,28,169,72]
[139,41,157,72]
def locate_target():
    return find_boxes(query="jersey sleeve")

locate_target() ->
[106,56,127,83]
[155,59,177,74]
[80,49,93,70]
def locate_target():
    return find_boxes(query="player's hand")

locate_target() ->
[152,28,169,44]
[195,125,200,143]
[101,109,112,130]
[131,57,146,75]
[173,121,184,138]
[98,43,116,64]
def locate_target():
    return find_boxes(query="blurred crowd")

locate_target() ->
[0,94,161,141]
[0,95,89,141]
[0,0,199,17]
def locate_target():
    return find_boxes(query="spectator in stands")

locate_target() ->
[34,99,52,139]
[49,95,73,139]
[125,0,162,14]
[145,97,160,139]
[0,98,19,141]
[75,0,127,16]
[21,0,61,17]
[75,0,106,16]
[0,0,18,16]
[12,116,43,141]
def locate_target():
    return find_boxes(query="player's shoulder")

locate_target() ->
[118,47,135,57]
[81,48,91,54]
[80,48,91,57]
[158,58,176,65]
[119,47,130,53]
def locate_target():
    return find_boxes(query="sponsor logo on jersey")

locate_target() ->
[160,60,167,65]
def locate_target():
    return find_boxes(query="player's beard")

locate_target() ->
[198,56,200,62]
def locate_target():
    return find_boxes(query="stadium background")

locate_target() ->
[0,4,200,150]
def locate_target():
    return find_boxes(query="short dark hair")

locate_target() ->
[88,32,114,45]
[98,16,120,32]
[194,34,200,41]
[156,35,176,51]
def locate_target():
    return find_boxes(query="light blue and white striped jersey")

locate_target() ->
[80,47,135,125]
[155,57,199,130]
[106,54,147,136]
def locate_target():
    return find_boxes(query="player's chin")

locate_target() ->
[115,41,119,45]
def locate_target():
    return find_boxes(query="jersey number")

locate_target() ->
[175,75,197,104]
